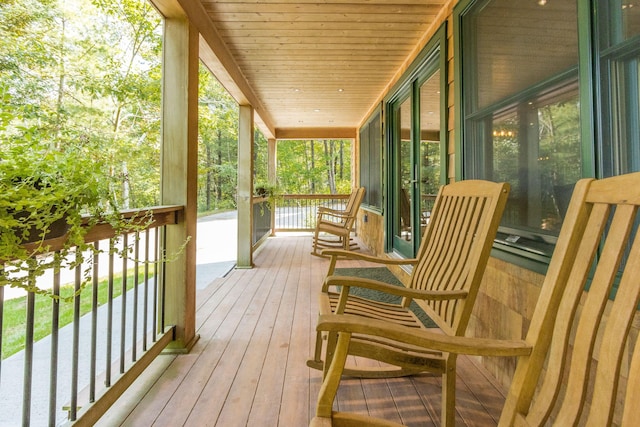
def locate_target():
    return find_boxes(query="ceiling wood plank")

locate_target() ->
[194,0,447,137]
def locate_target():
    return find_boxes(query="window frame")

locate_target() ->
[359,106,384,212]
[594,0,640,178]
[454,0,594,273]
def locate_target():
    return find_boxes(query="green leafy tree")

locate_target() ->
[277,139,352,194]
[198,67,239,211]
[1,0,162,209]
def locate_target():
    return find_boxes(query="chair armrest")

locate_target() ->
[318,206,347,215]
[317,210,353,221]
[321,249,419,266]
[317,314,532,358]
[324,275,468,301]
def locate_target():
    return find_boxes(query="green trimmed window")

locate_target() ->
[359,110,383,210]
[597,0,640,177]
[456,0,640,271]
[457,0,581,266]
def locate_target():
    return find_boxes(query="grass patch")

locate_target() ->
[2,268,155,360]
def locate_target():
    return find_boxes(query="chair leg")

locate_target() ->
[306,330,325,371]
[441,357,457,427]
[315,332,352,419]
[312,223,321,256]
[323,330,340,379]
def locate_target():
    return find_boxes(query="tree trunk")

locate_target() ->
[310,140,316,193]
[216,129,223,204]
[339,140,344,180]
[324,140,336,194]
[206,143,212,210]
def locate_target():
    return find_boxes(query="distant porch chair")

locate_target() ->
[311,187,365,257]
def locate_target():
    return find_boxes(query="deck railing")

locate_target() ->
[275,194,350,232]
[251,194,350,249]
[0,206,182,426]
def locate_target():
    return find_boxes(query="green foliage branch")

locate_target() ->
[0,136,159,301]
[0,95,184,302]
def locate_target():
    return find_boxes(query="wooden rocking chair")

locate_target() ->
[311,172,640,426]
[308,180,510,427]
[311,187,365,256]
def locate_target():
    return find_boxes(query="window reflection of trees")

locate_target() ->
[490,88,581,236]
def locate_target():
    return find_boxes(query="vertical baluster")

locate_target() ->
[22,263,36,426]
[292,198,296,228]
[153,227,159,342]
[158,226,166,333]
[0,264,4,383]
[106,239,114,388]
[132,232,139,362]
[120,233,128,374]
[143,231,150,352]
[89,242,99,402]
[48,261,60,426]
[69,251,82,421]
[283,197,287,228]
[286,197,290,228]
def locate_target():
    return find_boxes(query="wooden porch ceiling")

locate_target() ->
[173,0,448,140]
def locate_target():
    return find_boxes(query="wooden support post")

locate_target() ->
[160,15,198,352]
[268,138,277,236]
[237,105,254,268]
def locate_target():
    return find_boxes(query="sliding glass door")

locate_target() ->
[387,31,446,258]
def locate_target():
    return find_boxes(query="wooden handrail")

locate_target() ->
[252,194,350,204]
[282,194,349,201]
[20,205,184,254]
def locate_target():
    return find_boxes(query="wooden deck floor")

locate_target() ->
[96,234,507,427]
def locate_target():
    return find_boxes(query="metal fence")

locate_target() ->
[0,206,180,426]
[274,194,350,232]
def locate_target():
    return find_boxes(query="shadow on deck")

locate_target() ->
[96,234,507,427]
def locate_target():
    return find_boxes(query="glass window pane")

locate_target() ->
[397,97,412,242]
[622,1,640,39]
[599,0,640,177]
[368,113,383,208]
[462,0,581,242]
[599,0,640,48]
[419,70,440,232]
[470,0,578,109]
[606,55,640,175]
[490,84,581,235]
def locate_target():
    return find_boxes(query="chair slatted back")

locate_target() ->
[500,173,640,426]
[409,180,510,336]
[344,187,365,227]
[323,187,365,227]
[343,187,364,214]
